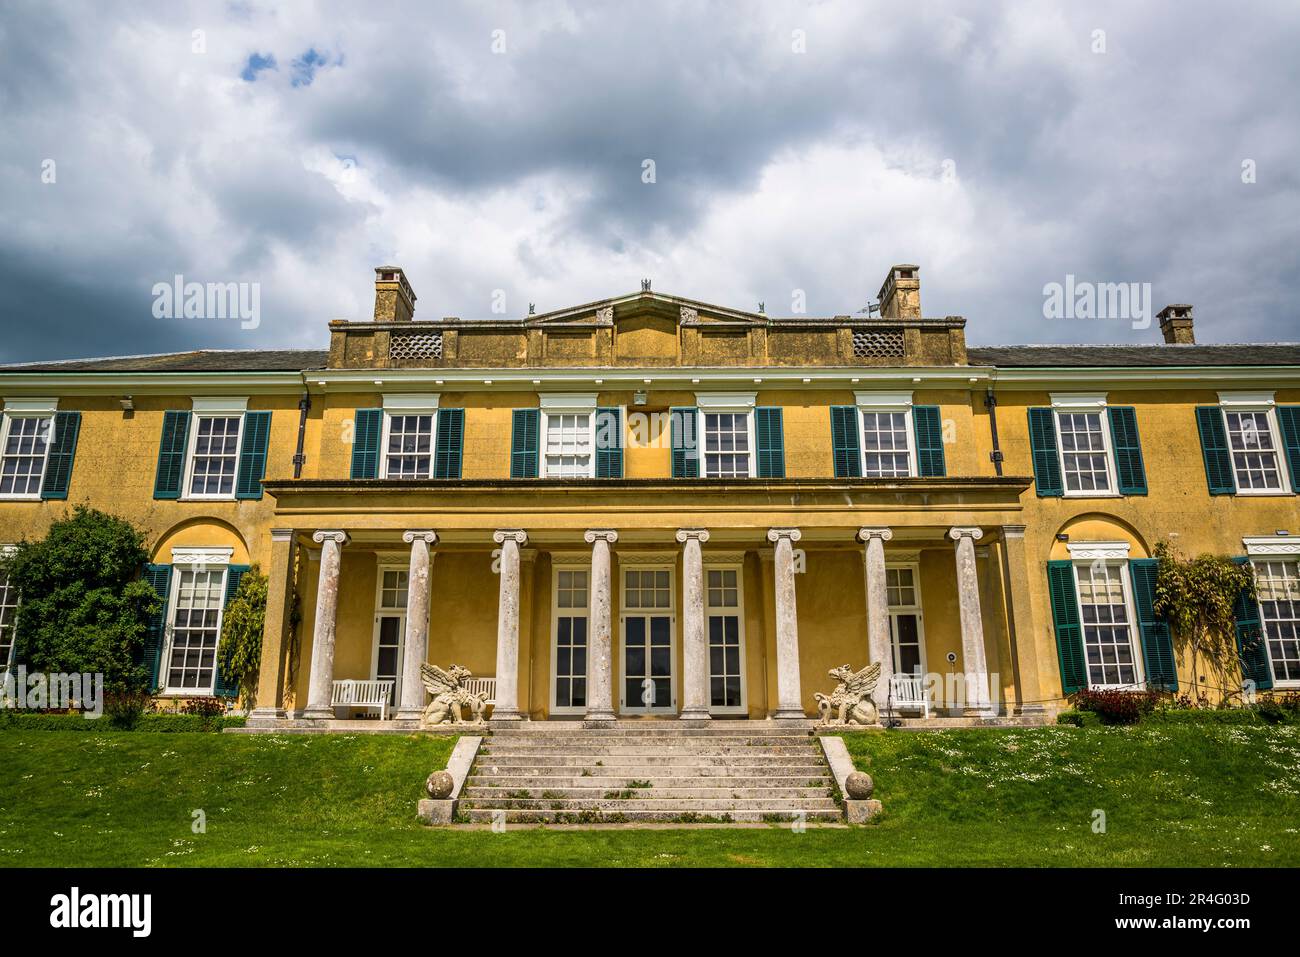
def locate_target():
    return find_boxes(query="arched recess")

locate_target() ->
[150,518,251,565]
[1047,512,1151,562]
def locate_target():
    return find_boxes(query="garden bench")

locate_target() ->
[330,679,396,720]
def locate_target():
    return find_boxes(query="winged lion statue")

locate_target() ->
[420,663,489,727]
[815,662,881,727]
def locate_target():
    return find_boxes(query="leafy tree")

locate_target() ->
[2,506,160,694]
[1152,540,1254,707]
[218,565,267,709]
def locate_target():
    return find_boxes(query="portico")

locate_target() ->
[249,473,1040,726]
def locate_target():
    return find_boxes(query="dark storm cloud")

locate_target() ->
[0,0,1298,364]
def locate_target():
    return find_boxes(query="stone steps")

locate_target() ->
[461,722,839,824]
[463,808,842,823]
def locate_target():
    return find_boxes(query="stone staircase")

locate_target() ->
[459,721,840,824]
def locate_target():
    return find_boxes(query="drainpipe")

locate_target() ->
[293,382,311,479]
[984,385,1004,477]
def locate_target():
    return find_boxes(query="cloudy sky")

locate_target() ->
[1,1,1297,363]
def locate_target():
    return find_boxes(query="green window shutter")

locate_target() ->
[1047,560,1087,694]
[434,408,464,479]
[153,411,191,499]
[141,564,172,692]
[755,407,785,478]
[510,409,539,478]
[670,407,699,478]
[1028,408,1063,497]
[350,409,383,479]
[1277,406,1300,493]
[234,411,272,499]
[40,410,82,500]
[1128,558,1176,691]
[1194,406,1235,495]
[1231,557,1273,691]
[595,407,623,478]
[214,564,250,698]
[830,406,861,478]
[912,405,946,478]
[1107,406,1147,495]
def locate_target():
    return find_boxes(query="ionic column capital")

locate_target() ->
[948,526,984,543]
[493,529,528,546]
[312,530,350,546]
[857,526,893,544]
[766,527,802,544]
[402,529,439,545]
[584,529,619,544]
[675,528,711,544]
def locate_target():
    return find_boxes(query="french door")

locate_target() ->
[551,567,590,714]
[620,567,675,714]
[372,567,408,706]
[706,565,747,714]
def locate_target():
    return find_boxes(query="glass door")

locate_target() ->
[372,567,408,707]
[620,567,675,714]
[706,566,746,714]
[552,567,590,713]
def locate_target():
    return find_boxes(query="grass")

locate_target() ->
[1,723,1297,866]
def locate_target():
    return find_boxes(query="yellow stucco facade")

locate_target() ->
[2,266,1297,722]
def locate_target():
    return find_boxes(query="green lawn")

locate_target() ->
[2,724,1297,866]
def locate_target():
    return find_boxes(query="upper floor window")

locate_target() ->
[544,412,593,477]
[857,392,914,478]
[696,393,756,479]
[1,414,52,497]
[1198,393,1297,497]
[186,415,243,497]
[385,414,435,479]
[1052,395,1116,496]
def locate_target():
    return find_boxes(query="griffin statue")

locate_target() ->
[420,663,489,727]
[815,662,881,727]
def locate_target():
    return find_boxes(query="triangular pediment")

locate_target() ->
[527,290,768,328]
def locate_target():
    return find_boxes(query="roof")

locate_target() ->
[968,343,1300,367]
[0,350,329,373]
[1,342,1298,373]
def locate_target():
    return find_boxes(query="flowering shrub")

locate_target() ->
[1072,688,1159,725]
[180,697,225,720]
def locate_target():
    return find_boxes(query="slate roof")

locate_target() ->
[1,343,1298,373]
[967,344,1300,367]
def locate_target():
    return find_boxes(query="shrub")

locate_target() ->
[103,690,152,730]
[1056,709,1101,728]
[0,711,244,732]
[1,506,160,693]
[217,565,267,710]
[1256,693,1300,725]
[180,696,225,720]
[1072,688,1159,725]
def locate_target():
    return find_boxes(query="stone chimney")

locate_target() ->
[878,264,921,319]
[1157,304,1195,344]
[373,266,417,322]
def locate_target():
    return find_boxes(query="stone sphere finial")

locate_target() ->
[425,771,454,799]
[845,771,875,799]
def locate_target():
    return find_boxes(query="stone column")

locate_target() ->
[767,527,805,719]
[249,528,297,725]
[491,529,528,721]
[395,530,438,722]
[303,530,349,720]
[583,529,618,724]
[949,526,992,714]
[857,526,894,712]
[676,528,712,721]
[1000,525,1047,716]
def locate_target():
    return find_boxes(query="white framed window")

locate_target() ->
[885,564,927,677]
[551,563,590,713]
[1219,394,1290,494]
[0,399,57,499]
[696,393,756,478]
[182,397,247,500]
[1070,557,1143,690]
[0,558,18,674]
[540,394,597,478]
[620,565,676,713]
[372,565,409,705]
[1247,552,1300,688]
[855,392,914,477]
[705,563,746,714]
[380,394,440,480]
[163,564,228,694]
[1051,393,1117,496]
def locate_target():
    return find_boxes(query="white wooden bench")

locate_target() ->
[461,676,496,705]
[331,679,396,720]
[889,673,931,717]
